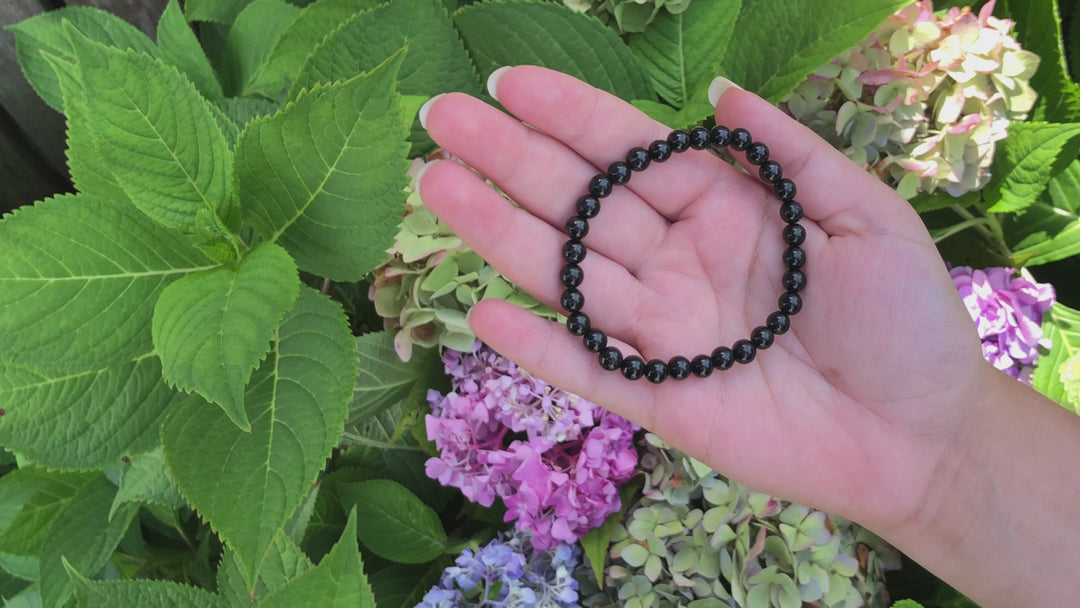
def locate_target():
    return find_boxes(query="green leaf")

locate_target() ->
[5,6,155,113]
[259,510,375,608]
[0,355,187,470]
[246,0,388,98]
[217,535,312,607]
[720,0,910,103]
[110,448,186,519]
[0,193,215,370]
[68,565,222,608]
[162,288,357,588]
[453,0,654,102]
[220,0,302,97]
[153,242,300,431]
[217,98,281,132]
[336,479,448,563]
[368,561,448,608]
[64,30,237,235]
[890,601,925,608]
[236,51,411,281]
[185,0,256,24]
[349,333,442,427]
[1033,303,1080,413]
[1002,159,1080,265]
[1001,0,1080,123]
[986,121,1080,213]
[0,469,95,557]
[631,97,715,129]
[157,0,225,100]
[580,475,644,586]
[291,0,481,100]
[627,0,741,107]
[40,476,137,608]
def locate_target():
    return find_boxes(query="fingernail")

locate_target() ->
[417,94,445,130]
[414,159,439,191]
[708,76,742,107]
[487,66,512,101]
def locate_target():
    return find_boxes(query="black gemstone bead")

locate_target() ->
[583,329,607,352]
[599,346,623,371]
[563,240,587,264]
[690,354,714,378]
[759,160,783,184]
[783,269,806,292]
[626,147,651,171]
[783,223,806,246]
[560,264,584,288]
[648,140,672,162]
[779,201,803,224]
[750,326,774,349]
[621,355,646,380]
[608,161,631,185]
[688,126,711,149]
[644,359,669,383]
[667,129,691,152]
[766,311,790,334]
[778,292,803,315]
[711,346,734,370]
[783,246,806,269]
[710,125,732,147]
[576,195,600,219]
[589,174,613,198]
[774,178,796,201]
[561,288,584,312]
[668,356,691,380]
[565,217,589,239]
[566,312,590,336]
[745,142,769,165]
[730,128,751,151]
[732,339,756,364]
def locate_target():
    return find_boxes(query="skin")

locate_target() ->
[418,66,1080,606]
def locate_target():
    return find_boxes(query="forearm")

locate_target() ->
[879,366,1080,606]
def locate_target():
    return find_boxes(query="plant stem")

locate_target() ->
[338,431,427,452]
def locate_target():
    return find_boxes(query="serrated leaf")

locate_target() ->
[1033,303,1080,413]
[1003,159,1080,265]
[1001,0,1080,123]
[153,242,300,431]
[2,588,41,608]
[0,469,95,557]
[247,0,388,98]
[349,332,441,426]
[0,355,187,470]
[336,479,447,563]
[453,0,654,102]
[68,564,222,608]
[720,0,910,103]
[157,0,224,100]
[5,6,155,113]
[220,0,302,97]
[986,121,1080,213]
[0,194,216,370]
[185,0,256,24]
[260,510,374,608]
[162,288,357,588]
[628,0,740,107]
[110,448,186,519]
[217,535,313,607]
[217,98,281,132]
[40,476,137,608]
[890,601,926,608]
[236,51,410,280]
[63,29,237,235]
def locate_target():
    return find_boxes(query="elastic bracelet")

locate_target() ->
[559,125,806,383]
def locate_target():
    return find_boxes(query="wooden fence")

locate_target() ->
[0,0,167,213]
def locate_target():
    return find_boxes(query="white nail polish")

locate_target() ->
[708,76,742,107]
[486,66,512,101]
[418,94,445,130]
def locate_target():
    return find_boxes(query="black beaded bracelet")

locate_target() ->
[560,125,806,384]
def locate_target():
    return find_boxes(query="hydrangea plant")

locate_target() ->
[582,435,899,608]
[563,0,693,32]
[784,0,1040,198]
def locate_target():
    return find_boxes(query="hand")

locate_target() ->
[418,66,991,532]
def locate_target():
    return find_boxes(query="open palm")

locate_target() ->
[419,66,992,531]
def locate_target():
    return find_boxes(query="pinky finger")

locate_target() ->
[468,298,656,429]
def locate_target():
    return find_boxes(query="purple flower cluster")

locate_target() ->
[425,342,638,549]
[951,266,1055,380]
[418,532,581,608]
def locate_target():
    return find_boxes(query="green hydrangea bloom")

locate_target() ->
[783,1,1039,199]
[581,435,900,608]
[563,0,692,33]
[370,156,556,361]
